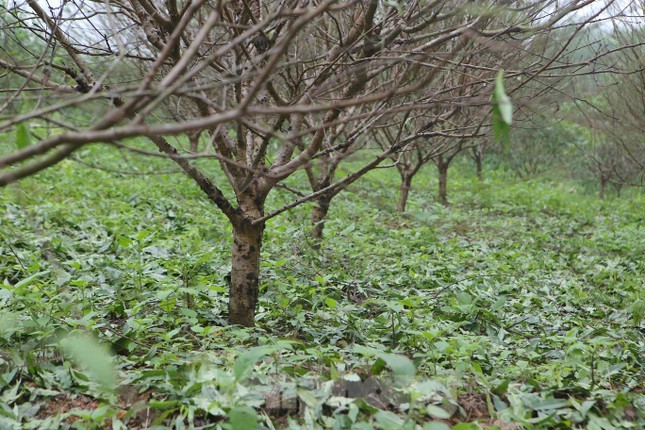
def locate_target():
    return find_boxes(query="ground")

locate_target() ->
[0,146,643,429]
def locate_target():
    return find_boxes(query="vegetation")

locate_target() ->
[3,0,642,326]
[0,1,643,428]
[0,147,642,429]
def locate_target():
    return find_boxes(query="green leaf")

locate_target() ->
[493,107,511,152]
[59,333,116,394]
[492,70,512,151]
[179,308,198,318]
[452,424,480,430]
[491,297,507,311]
[426,404,451,419]
[376,353,416,378]
[374,410,404,430]
[15,122,32,149]
[233,345,277,381]
[353,345,378,356]
[340,223,356,235]
[384,300,404,312]
[434,341,450,352]
[493,70,512,125]
[423,422,451,430]
[297,388,320,408]
[229,406,257,430]
[0,312,21,340]
[527,398,569,410]
[12,271,48,289]
[357,349,415,379]
[492,379,509,395]
[148,400,180,409]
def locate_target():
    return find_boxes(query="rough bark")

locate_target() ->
[310,195,331,240]
[228,190,267,327]
[397,175,412,212]
[229,220,264,326]
[438,163,449,207]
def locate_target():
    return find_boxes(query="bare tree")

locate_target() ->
[588,23,644,197]
[469,140,487,181]
[1,0,640,325]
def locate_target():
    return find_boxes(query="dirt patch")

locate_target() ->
[36,393,100,423]
[35,386,155,429]
[459,392,490,421]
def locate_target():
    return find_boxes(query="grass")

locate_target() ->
[0,144,643,429]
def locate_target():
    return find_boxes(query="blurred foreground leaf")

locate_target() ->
[59,333,117,395]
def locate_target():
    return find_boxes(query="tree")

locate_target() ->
[587,24,645,196]
[468,139,488,181]
[1,0,639,326]
[588,138,627,198]
[373,115,449,213]
[374,111,485,210]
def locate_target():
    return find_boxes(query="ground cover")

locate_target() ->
[0,148,643,429]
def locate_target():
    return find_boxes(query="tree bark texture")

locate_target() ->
[397,175,412,212]
[438,163,449,207]
[310,196,331,240]
[229,220,264,326]
[228,190,267,327]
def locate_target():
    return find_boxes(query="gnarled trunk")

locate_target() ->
[438,163,449,207]
[310,195,331,240]
[397,175,412,212]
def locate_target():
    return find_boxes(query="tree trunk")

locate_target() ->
[474,152,483,181]
[397,175,412,212]
[229,220,264,326]
[310,195,331,240]
[438,163,449,207]
[599,177,608,200]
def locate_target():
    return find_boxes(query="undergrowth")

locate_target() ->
[0,147,643,429]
